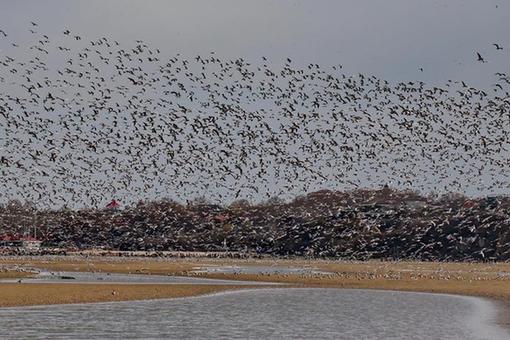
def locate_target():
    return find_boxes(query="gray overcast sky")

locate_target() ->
[1,1,510,207]
[0,0,508,86]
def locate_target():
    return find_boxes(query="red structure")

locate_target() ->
[106,199,120,210]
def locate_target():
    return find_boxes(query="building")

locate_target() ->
[0,234,42,250]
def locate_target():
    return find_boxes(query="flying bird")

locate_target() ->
[476,52,486,63]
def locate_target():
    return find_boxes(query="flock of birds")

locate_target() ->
[1,23,509,209]
[3,191,510,261]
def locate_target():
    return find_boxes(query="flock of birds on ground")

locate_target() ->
[1,23,509,209]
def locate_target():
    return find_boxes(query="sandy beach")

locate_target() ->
[1,256,509,303]
[0,282,262,308]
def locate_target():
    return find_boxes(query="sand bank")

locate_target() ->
[0,283,260,308]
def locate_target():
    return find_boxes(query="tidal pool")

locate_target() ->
[1,271,277,285]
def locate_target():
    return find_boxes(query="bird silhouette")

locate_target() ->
[493,43,503,50]
[0,24,508,213]
[476,52,486,62]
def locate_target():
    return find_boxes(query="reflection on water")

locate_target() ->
[0,288,507,340]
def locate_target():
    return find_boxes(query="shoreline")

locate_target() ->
[1,255,510,330]
[1,284,508,339]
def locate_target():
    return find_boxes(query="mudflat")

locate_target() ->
[1,256,510,307]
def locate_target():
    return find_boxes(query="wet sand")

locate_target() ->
[0,283,261,307]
